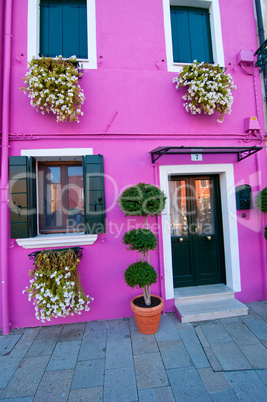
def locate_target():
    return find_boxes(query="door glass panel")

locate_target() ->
[195,179,215,235]
[169,180,188,236]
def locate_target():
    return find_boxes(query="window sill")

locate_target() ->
[16,233,98,249]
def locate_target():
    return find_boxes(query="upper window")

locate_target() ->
[40,0,88,58]
[28,0,97,69]
[163,0,224,72]
[170,6,213,64]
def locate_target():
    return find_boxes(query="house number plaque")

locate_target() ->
[191,154,203,161]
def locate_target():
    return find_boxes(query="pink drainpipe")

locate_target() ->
[1,0,12,335]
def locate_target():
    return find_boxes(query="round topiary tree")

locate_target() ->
[123,229,157,253]
[124,262,158,306]
[119,183,166,306]
[118,182,167,217]
[255,187,267,213]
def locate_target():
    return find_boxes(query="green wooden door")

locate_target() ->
[169,175,225,288]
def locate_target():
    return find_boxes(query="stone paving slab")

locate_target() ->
[104,366,138,402]
[178,328,210,369]
[46,340,81,371]
[68,387,103,402]
[26,325,62,358]
[0,334,22,356]
[59,322,86,342]
[105,337,134,369]
[0,397,34,402]
[0,355,24,389]
[257,369,267,386]
[134,352,169,390]
[154,314,181,342]
[131,330,158,354]
[240,314,267,340]
[238,342,267,369]
[222,322,262,345]
[167,366,211,401]
[1,356,50,399]
[247,301,267,321]
[138,386,175,402]
[34,369,73,401]
[71,359,105,390]
[8,328,40,361]
[158,339,193,369]
[197,367,231,393]
[209,341,252,371]
[199,322,233,344]
[225,370,267,401]
[209,389,239,401]
[78,325,107,361]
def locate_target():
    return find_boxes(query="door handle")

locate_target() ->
[179,237,183,242]
[206,236,211,240]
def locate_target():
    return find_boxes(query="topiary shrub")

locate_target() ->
[255,187,267,213]
[124,262,157,290]
[264,226,267,240]
[123,229,157,253]
[118,183,166,217]
[119,183,166,306]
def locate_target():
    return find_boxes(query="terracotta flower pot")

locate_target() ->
[130,294,164,335]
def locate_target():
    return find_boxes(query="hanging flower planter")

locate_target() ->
[23,248,93,322]
[20,56,85,123]
[173,61,236,122]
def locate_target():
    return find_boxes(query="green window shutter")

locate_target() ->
[40,0,88,58]
[188,8,213,63]
[40,0,63,57]
[9,156,37,239]
[63,0,88,58]
[170,7,191,63]
[83,155,106,234]
[170,6,213,63]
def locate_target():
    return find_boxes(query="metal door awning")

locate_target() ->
[150,146,262,164]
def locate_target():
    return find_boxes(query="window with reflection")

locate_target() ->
[38,162,84,233]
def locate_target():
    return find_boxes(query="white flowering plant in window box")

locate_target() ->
[23,248,93,322]
[20,56,85,123]
[173,61,236,122]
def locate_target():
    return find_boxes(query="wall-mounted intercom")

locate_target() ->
[235,185,253,210]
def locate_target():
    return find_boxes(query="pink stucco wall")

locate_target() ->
[0,0,266,330]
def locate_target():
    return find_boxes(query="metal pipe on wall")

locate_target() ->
[1,0,12,335]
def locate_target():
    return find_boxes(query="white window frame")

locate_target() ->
[162,0,225,72]
[17,148,98,249]
[27,0,97,69]
[159,163,241,300]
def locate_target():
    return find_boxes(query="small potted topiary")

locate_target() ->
[255,187,267,240]
[255,187,267,213]
[118,183,166,334]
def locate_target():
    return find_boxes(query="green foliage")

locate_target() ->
[123,229,157,252]
[124,261,157,289]
[20,56,85,123]
[23,248,92,322]
[264,225,267,240]
[118,183,166,216]
[255,188,267,213]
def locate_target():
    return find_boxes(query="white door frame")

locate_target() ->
[159,164,241,300]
